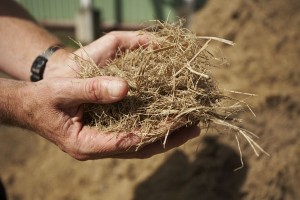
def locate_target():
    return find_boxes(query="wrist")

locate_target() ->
[43,48,78,79]
[0,78,29,127]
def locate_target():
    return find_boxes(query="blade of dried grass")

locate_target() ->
[76,20,267,159]
[197,36,235,46]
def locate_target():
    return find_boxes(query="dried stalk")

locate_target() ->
[76,20,268,158]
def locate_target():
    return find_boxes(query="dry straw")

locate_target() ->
[76,20,268,160]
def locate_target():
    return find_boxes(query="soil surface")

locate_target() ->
[1,0,299,199]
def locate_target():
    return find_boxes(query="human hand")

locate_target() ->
[19,77,200,160]
[31,31,200,160]
[44,31,149,79]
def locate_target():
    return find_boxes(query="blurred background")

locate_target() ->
[1,0,299,199]
[17,0,207,44]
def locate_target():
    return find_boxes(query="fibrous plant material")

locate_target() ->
[76,20,268,157]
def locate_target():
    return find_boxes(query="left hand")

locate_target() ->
[44,31,150,79]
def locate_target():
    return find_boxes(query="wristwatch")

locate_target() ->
[30,45,62,82]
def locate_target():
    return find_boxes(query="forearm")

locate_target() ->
[0,0,64,80]
[0,78,28,127]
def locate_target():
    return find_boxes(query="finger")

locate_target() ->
[106,31,150,49]
[70,125,200,160]
[56,76,128,106]
[72,126,141,160]
[79,31,150,66]
[106,125,201,159]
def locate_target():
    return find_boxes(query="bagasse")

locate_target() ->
[76,20,268,156]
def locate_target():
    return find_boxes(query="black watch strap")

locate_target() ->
[30,45,62,82]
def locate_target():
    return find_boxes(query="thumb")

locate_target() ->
[62,76,129,105]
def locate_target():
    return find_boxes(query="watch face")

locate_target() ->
[31,56,48,80]
[30,45,61,82]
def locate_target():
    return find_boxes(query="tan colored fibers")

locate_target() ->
[76,20,267,156]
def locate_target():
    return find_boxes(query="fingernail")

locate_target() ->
[107,79,128,98]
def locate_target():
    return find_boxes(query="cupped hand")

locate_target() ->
[20,77,200,160]
[44,31,150,79]
[31,31,200,160]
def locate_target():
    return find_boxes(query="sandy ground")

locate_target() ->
[1,0,299,199]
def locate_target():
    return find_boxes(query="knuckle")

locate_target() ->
[72,153,89,161]
[107,31,120,37]
[84,79,104,102]
[58,140,90,161]
[106,32,120,45]
[67,146,90,161]
[104,31,128,58]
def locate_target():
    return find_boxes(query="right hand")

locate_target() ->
[17,76,200,160]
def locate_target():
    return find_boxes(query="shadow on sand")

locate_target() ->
[134,136,248,200]
[0,178,7,200]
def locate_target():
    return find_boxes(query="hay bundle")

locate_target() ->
[76,21,268,156]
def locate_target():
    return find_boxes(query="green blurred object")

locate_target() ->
[18,0,178,25]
